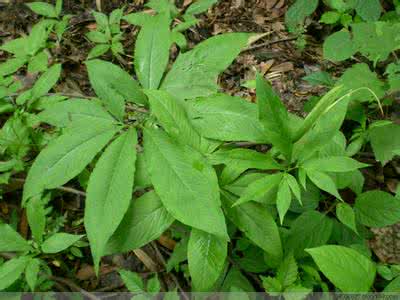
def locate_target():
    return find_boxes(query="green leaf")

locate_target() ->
[276,178,292,225]
[209,148,281,185]
[336,203,358,234]
[277,254,298,288]
[106,190,174,254]
[31,63,62,100]
[185,0,218,15]
[135,13,171,89]
[303,71,335,87]
[0,57,27,77]
[147,276,161,293]
[26,2,57,18]
[188,228,227,291]
[161,33,253,100]
[337,63,385,102]
[26,197,46,244]
[55,0,62,16]
[303,156,368,173]
[235,173,283,206]
[92,11,109,31]
[306,245,376,292]
[369,122,400,165]
[355,0,381,21]
[256,74,292,159]
[27,51,48,73]
[323,30,356,61]
[85,128,137,273]
[285,0,319,30]
[221,267,255,292]
[306,169,342,200]
[320,11,341,24]
[286,211,333,258]
[25,258,41,291]
[186,94,269,143]
[146,89,215,154]
[0,256,30,291]
[222,192,283,266]
[0,224,31,252]
[261,276,282,293]
[86,59,147,119]
[144,127,227,239]
[23,119,118,204]
[39,98,115,127]
[86,31,109,43]
[386,62,400,92]
[354,190,400,228]
[27,20,54,56]
[87,44,110,59]
[285,174,301,204]
[119,270,144,293]
[41,233,83,253]
[352,22,400,63]
[384,276,400,292]
[166,237,188,272]
[123,12,152,27]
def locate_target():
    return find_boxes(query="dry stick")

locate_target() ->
[10,178,86,197]
[50,275,99,300]
[243,37,297,52]
[151,241,190,300]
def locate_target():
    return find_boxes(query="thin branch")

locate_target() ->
[10,178,86,197]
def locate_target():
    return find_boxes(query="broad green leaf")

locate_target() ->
[26,2,57,18]
[209,148,281,185]
[147,276,161,293]
[92,11,108,31]
[384,276,400,292]
[285,0,319,30]
[38,98,116,127]
[135,13,171,89]
[146,89,215,153]
[27,51,48,73]
[119,270,144,293]
[261,276,282,293]
[303,71,335,87]
[354,190,400,228]
[123,12,152,27]
[161,33,253,100]
[306,169,342,200]
[222,192,282,266]
[41,233,83,253]
[337,63,385,102]
[186,94,269,143]
[336,203,357,234]
[26,197,46,244]
[28,19,54,56]
[88,44,110,59]
[277,254,298,288]
[185,0,218,15]
[286,211,333,258]
[86,31,109,43]
[256,74,292,159]
[134,152,152,189]
[306,245,376,292]
[355,0,381,21]
[223,173,267,201]
[86,59,147,119]
[277,178,292,224]
[0,57,27,77]
[144,127,227,239]
[303,156,368,172]
[0,224,31,252]
[106,191,175,254]
[323,31,356,61]
[55,0,62,15]
[25,258,41,291]
[320,11,341,24]
[352,22,400,63]
[386,62,400,92]
[188,228,227,291]
[293,96,350,162]
[23,119,118,204]
[221,267,255,292]
[0,256,30,291]
[369,122,400,165]
[235,173,283,206]
[31,63,62,100]
[85,128,137,273]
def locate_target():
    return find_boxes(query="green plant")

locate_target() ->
[0,196,84,291]
[86,9,125,60]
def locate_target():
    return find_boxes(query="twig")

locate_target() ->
[151,242,189,300]
[10,178,86,197]
[133,249,159,272]
[243,37,297,52]
[49,275,99,300]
